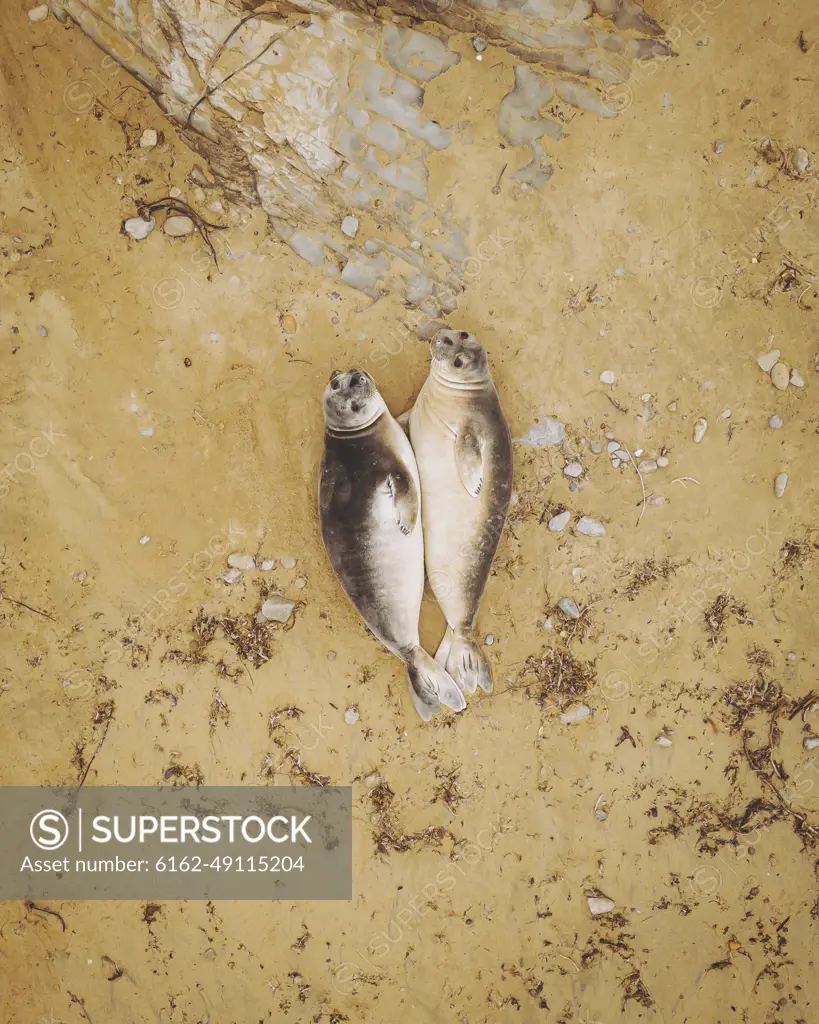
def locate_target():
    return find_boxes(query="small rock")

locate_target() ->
[341,215,359,238]
[721,408,731,419]
[667,401,678,412]
[139,128,158,148]
[220,568,243,584]
[548,510,571,533]
[655,733,673,747]
[611,458,621,469]
[260,595,295,622]
[587,896,615,916]
[139,427,154,437]
[769,415,783,429]
[606,441,620,454]
[124,217,155,241]
[638,459,658,474]
[770,362,790,390]
[36,325,48,337]
[693,417,708,443]
[260,559,275,571]
[281,556,297,569]
[790,368,805,387]
[714,140,725,154]
[164,215,195,237]
[559,704,591,723]
[657,455,669,468]
[563,462,583,478]
[228,553,256,571]
[649,495,666,506]
[472,35,487,52]
[169,186,183,199]
[558,597,581,620]
[294,578,307,589]
[774,472,788,497]
[577,516,606,538]
[614,449,630,462]
[599,370,616,385]
[633,448,643,457]
[590,441,603,454]
[344,706,360,725]
[757,349,780,373]
[792,147,810,175]
[803,736,819,752]
[515,419,565,447]
[280,314,297,334]
[662,93,673,108]
[484,634,495,646]
[139,535,150,545]
[594,807,608,821]
[28,3,49,21]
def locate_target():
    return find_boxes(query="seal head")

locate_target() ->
[431,329,489,386]
[323,369,385,431]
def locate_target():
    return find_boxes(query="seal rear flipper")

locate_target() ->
[406,646,466,720]
[445,632,493,695]
[434,625,454,668]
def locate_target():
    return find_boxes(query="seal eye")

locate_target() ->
[454,356,463,368]
[459,331,469,341]
[353,375,364,386]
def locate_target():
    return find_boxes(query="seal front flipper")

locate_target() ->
[406,645,466,720]
[455,424,484,497]
[386,471,419,536]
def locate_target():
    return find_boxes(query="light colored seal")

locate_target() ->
[319,369,466,721]
[408,330,513,694]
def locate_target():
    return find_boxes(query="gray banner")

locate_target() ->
[0,787,351,900]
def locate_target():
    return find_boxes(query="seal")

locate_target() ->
[408,330,513,694]
[319,369,466,721]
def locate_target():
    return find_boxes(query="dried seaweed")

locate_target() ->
[621,557,680,599]
[703,594,751,646]
[368,780,453,856]
[432,764,464,811]
[517,644,597,710]
[621,969,654,1009]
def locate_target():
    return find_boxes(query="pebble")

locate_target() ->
[662,93,673,108]
[587,896,615,916]
[611,458,621,469]
[280,314,297,334]
[228,553,256,571]
[657,455,669,468]
[220,568,243,585]
[667,401,678,412]
[294,577,307,589]
[757,349,780,373]
[638,459,658,474]
[790,368,805,387]
[655,733,673,747]
[260,595,295,622]
[36,325,48,337]
[599,370,616,385]
[594,807,608,821]
[770,362,790,390]
[559,704,591,723]
[260,559,275,571]
[774,472,788,497]
[769,415,783,429]
[577,516,606,537]
[341,215,359,238]
[563,462,583,478]
[139,427,154,437]
[124,217,155,241]
[484,634,495,646]
[548,510,571,533]
[792,147,810,175]
[693,417,708,443]
[606,441,620,454]
[164,215,195,237]
[590,441,603,454]
[804,736,819,752]
[472,35,487,52]
[649,495,666,506]
[515,419,565,447]
[558,597,581,619]
[721,408,731,419]
[344,706,360,725]
[139,535,150,545]
[28,3,49,20]
[615,449,630,462]
[281,556,297,569]
[714,140,725,154]
[139,128,158,148]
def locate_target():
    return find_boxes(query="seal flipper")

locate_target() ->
[445,631,493,695]
[406,645,466,720]
[455,425,484,497]
[435,624,454,667]
[386,471,419,535]
[396,408,413,434]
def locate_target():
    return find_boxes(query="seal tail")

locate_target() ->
[441,629,493,695]
[406,646,466,721]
